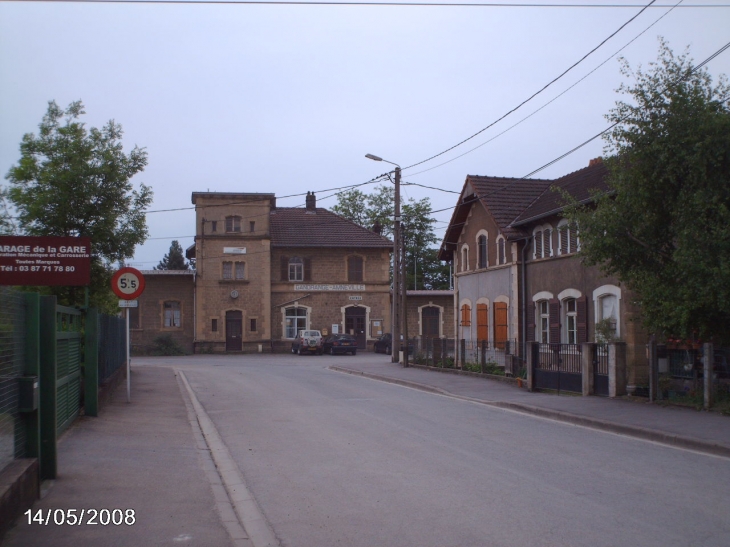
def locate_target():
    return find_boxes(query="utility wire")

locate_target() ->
[402,0,659,171]
[4,0,728,6]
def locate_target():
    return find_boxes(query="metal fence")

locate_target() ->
[410,338,525,377]
[98,313,125,384]
[0,287,27,472]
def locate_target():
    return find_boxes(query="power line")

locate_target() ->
[401,0,660,171]
[4,0,727,6]
[406,0,685,178]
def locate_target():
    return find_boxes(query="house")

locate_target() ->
[439,158,648,388]
[131,191,400,353]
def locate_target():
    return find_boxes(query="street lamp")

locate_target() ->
[365,153,406,366]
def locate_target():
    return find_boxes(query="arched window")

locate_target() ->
[285,307,308,338]
[476,302,488,342]
[536,300,549,343]
[564,298,577,344]
[497,237,506,265]
[225,215,241,233]
[533,224,553,259]
[593,285,621,341]
[477,233,488,269]
[461,245,469,272]
[558,220,579,255]
[460,303,472,326]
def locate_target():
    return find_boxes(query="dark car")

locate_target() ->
[373,333,413,355]
[322,334,357,355]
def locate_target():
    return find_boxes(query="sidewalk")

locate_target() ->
[2,366,243,547]
[330,359,730,458]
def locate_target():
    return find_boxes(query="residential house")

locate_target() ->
[439,158,648,388]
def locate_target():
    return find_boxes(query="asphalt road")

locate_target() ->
[171,354,729,547]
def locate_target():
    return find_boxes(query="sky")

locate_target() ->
[1,0,729,269]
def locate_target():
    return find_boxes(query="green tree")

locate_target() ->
[564,40,730,342]
[4,100,152,312]
[155,240,189,270]
[333,185,450,290]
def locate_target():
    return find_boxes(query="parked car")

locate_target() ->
[291,330,323,355]
[322,334,357,355]
[373,333,414,355]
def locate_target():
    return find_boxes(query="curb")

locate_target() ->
[329,365,730,459]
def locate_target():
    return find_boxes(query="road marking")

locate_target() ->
[178,370,280,547]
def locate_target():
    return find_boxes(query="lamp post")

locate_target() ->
[366,153,403,364]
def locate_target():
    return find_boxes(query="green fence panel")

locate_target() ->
[55,305,83,437]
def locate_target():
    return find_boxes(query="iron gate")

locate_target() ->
[56,305,83,436]
[533,343,582,394]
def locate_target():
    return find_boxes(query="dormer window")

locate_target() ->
[533,224,553,259]
[558,220,579,255]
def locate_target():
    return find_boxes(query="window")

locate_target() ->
[461,245,469,272]
[212,318,218,332]
[250,318,257,332]
[537,300,549,343]
[599,295,618,339]
[593,285,621,341]
[250,221,255,233]
[564,298,577,344]
[225,215,241,233]
[285,307,307,338]
[477,235,487,269]
[460,303,472,326]
[533,225,553,259]
[476,303,488,342]
[558,220,579,255]
[289,257,304,281]
[211,221,217,233]
[164,301,181,328]
[348,256,363,282]
[223,261,245,280]
[497,237,506,265]
[494,302,508,349]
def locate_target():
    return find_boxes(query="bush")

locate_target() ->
[149,334,186,356]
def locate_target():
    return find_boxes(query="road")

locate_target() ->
[159,354,729,547]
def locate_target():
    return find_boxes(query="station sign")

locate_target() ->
[0,236,91,286]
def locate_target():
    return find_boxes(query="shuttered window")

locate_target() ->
[476,303,488,342]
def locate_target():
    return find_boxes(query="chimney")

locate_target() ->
[270,196,276,210]
[305,191,316,211]
[372,219,382,235]
[589,157,603,167]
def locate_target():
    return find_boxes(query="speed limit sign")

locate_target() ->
[111,267,146,300]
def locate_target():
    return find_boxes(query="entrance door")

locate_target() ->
[422,306,440,338]
[226,311,242,352]
[345,307,367,349]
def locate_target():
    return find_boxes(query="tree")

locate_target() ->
[4,100,152,312]
[564,40,730,342]
[333,185,450,290]
[155,240,189,270]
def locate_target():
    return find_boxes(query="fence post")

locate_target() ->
[85,307,99,417]
[581,343,595,397]
[480,340,486,373]
[648,338,658,402]
[527,342,537,391]
[38,295,57,480]
[704,342,714,410]
[459,339,466,368]
[24,293,41,460]
[609,342,627,398]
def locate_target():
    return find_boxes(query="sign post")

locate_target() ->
[111,267,145,403]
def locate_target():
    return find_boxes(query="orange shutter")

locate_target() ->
[460,304,471,326]
[494,302,508,348]
[477,303,488,342]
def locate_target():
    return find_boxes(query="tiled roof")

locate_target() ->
[510,161,609,226]
[140,270,194,275]
[406,290,454,297]
[270,208,392,248]
[438,175,551,261]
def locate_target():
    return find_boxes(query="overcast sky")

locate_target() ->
[1,0,729,269]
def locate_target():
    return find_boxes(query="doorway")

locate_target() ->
[226,310,242,352]
[345,306,367,349]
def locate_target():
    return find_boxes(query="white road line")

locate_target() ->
[178,369,280,547]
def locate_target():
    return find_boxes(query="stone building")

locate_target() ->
[131,191,396,353]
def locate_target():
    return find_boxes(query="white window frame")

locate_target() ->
[282,305,310,339]
[496,235,506,265]
[476,230,488,269]
[461,244,470,272]
[289,257,304,281]
[593,284,621,340]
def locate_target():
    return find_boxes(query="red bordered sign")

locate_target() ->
[111,267,145,300]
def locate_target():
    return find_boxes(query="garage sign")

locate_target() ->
[0,236,91,286]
